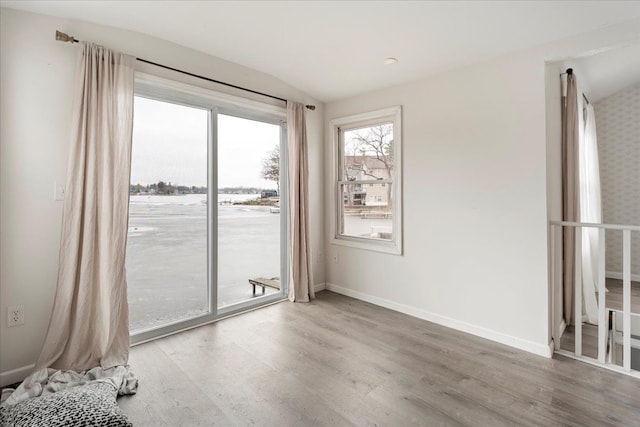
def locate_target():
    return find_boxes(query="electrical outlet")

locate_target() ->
[332,254,338,264]
[7,305,24,327]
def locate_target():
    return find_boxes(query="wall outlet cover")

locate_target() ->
[7,305,24,327]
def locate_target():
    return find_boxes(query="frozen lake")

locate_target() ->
[126,194,392,332]
[126,194,280,332]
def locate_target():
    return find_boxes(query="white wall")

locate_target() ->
[595,84,640,277]
[325,51,551,355]
[324,19,640,357]
[0,7,324,384]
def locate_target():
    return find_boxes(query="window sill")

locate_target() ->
[330,235,402,255]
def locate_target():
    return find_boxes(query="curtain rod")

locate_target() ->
[55,31,316,111]
[560,68,590,105]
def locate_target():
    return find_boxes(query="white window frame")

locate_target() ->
[130,73,289,344]
[330,106,402,255]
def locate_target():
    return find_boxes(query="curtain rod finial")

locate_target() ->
[56,30,78,44]
[305,105,316,111]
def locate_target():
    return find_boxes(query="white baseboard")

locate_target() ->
[606,271,640,282]
[314,282,326,293]
[0,363,34,388]
[325,283,552,358]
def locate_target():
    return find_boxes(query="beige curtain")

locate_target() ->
[561,71,580,325]
[287,102,314,302]
[36,42,136,371]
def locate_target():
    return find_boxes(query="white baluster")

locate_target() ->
[574,226,582,357]
[623,230,631,372]
[598,228,606,363]
[550,225,558,349]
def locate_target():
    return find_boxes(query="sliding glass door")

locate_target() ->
[126,83,287,340]
[127,96,209,333]
[217,114,284,310]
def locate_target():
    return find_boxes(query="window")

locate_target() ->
[126,73,288,342]
[127,96,209,333]
[331,106,402,254]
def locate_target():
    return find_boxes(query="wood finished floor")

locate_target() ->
[119,291,640,426]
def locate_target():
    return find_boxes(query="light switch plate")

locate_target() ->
[54,182,65,201]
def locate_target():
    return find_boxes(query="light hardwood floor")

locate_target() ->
[120,291,640,426]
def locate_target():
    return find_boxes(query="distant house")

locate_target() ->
[343,156,391,207]
[261,190,278,199]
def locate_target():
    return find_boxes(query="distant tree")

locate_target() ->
[261,144,280,193]
[344,124,394,209]
[347,124,393,180]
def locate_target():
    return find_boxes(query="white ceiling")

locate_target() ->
[571,44,640,102]
[2,1,640,102]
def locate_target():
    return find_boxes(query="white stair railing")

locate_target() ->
[550,221,639,376]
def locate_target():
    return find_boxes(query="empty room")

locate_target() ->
[1,1,639,426]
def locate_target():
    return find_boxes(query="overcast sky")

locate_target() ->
[131,96,280,189]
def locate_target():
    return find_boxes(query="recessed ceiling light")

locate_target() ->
[384,57,399,65]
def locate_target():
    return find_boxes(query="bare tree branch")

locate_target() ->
[342,124,394,209]
[261,144,280,193]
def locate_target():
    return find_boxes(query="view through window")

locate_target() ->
[126,94,285,334]
[126,96,209,332]
[217,114,282,308]
[340,123,395,240]
[332,106,402,254]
